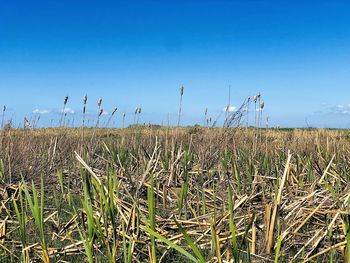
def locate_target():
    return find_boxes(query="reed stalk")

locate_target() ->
[177,86,184,127]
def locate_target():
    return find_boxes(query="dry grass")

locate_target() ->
[0,127,350,262]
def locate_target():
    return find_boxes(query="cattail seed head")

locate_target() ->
[180,86,184,96]
[64,96,69,105]
[138,107,142,114]
[253,95,257,103]
[111,107,118,116]
[260,101,265,109]
[3,106,6,112]
[83,95,87,114]
[135,107,139,114]
[98,98,102,107]
[98,108,103,117]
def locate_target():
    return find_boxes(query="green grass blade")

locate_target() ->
[174,219,206,263]
[141,225,199,263]
[228,184,239,262]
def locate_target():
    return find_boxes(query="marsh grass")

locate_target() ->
[0,127,349,262]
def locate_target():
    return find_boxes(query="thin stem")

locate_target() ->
[177,89,184,127]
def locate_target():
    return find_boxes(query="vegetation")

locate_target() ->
[0,126,350,262]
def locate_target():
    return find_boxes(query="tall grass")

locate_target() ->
[0,128,349,262]
[22,176,49,262]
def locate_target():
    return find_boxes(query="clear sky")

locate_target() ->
[1,0,350,128]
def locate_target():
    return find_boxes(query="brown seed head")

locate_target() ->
[180,86,184,96]
[111,107,118,116]
[98,98,102,107]
[260,101,265,109]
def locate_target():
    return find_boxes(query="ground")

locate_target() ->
[0,127,349,262]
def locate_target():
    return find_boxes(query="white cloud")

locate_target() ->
[60,107,75,114]
[314,103,350,116]
[102,111,109,115]
[223,106,237,112]
[33,109,50,114]
[331,104,350,115]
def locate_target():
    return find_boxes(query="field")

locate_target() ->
[0,127,350,262]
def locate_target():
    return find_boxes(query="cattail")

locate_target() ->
[260,100,265,110]
[177,85,184,127]
[207,117,212,127]
[60,96,69,127]
[247,97,251,128]
[94,98,103,128]
[82,95,87,127]
[253,95,258,127]
[1,105,6,129]
[180,86,184,96]
[82,95,88,141]
[24,117,31,129]
[204,108,208,126]
[112,107,118,116]
[136,107,142,125]
[106,107,118,128]
[95,108,104,128]
[98,98,102,108]
[83,95,87,114]
[123,113,126,128]
[259,100,264,129]
[134,107,138,124]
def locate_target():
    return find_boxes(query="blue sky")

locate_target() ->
[1,0,350,128]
